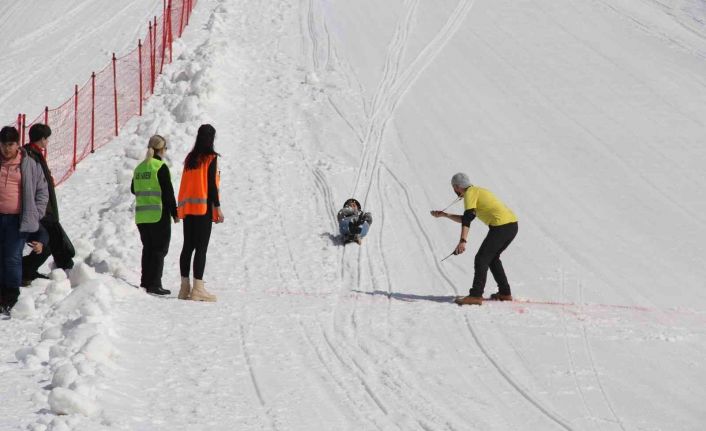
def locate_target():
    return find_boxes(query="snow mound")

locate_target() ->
[14,263,126,425]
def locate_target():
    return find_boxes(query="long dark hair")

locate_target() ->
[184,124,219,170]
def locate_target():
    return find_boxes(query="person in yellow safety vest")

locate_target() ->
[176,124,224,302]
[431,173,518,306]
[131,135,178,296]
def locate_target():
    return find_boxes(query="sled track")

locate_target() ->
[374,167,395,329]
[306,0,320,70]
[298,319,380,429]
[275,209,304,293]
[558,270,595,423]
[303,6,573,425]
[577,280,627,430]
[357,0,478,208]
[320,323,390,418]
[238,323,280,431]
[351,0,418,200]
[323,20,333,69]
[382,163,575,430]
[381,164,458,292]
[311,166,338,228]
[327,95,365,143]
[386,0,477,112]
[461,315,574,431]
[304,1,366,142]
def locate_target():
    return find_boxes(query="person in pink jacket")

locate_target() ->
[0,126,48,314]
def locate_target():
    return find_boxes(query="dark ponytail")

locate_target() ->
[184,124,219,170]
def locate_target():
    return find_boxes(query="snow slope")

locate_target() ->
[0,0,163,122]
[1,0,705,430]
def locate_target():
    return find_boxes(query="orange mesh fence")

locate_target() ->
[5,0,197,186]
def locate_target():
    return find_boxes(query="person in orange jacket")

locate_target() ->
[176,124,224,302]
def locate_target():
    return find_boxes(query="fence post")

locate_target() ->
[179,0,185,37]
[21,114,26,146]
[160,14,167,74]
[161,0,166,72]
[148,21,155,94]
[91,72,96,153]
[73,85,78,170]
[154,17,159,84]
[112,53,118,136]
[167,0,173,64]
[138,39,143,116]
[43,107,49,158]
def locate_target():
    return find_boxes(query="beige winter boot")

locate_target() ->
[190,279,217,302]
[178,277,191,300]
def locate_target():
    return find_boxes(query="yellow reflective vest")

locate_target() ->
[133,158,165,224]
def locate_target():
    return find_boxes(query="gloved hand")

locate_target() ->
[349,218,362,234]
[362,212,373,225]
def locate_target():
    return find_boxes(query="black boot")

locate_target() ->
[0,291,6,315]
[146,286,171,295]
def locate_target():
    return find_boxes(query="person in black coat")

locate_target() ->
[22,124,74,284]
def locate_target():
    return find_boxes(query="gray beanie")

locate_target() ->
[451,172,472,188]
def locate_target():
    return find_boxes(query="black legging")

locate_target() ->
[469,222,518,297]
[180,215,212,280]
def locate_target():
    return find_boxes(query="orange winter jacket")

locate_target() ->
[177,155,220,220]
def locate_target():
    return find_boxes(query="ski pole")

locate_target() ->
[440,250,456,262]
[439,197,462,212]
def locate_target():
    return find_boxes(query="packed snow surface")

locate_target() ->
[1,0,705,430]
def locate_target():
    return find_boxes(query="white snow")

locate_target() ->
[1,0,705,430]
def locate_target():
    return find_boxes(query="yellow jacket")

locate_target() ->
[464,186,517,226]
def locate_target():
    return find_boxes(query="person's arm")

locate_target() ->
[208,157,224,223]
[28,225,49,254]
[430,211,463,223]
[454,209,475,254]
[337,207,356,221]
[34,160,49,219]
[130,179,135,195]
[208,158,220,207]
[431,209,475,254]
[158,164,178,219]
[37,224,49,246]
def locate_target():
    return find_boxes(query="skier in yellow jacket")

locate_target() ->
[431,173,518,306]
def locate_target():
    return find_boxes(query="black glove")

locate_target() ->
[348,219,362,234]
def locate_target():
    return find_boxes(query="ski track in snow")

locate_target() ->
[382,162,576,430]
[301,0,628,415]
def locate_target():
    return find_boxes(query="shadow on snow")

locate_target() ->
[353,290,455,304]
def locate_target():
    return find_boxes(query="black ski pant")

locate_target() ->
[180,215,212,280]
[137,217,171,289]
[23,220,74,280]
[468,222,518,298]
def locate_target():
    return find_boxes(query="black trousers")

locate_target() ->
[180,215,212,280]
[137,217,171,289]
[469,222,518,297]
[23,220,74,279]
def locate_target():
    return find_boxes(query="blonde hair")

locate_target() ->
[145,134,167,160]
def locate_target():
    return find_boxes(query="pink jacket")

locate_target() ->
[0,148,48,232]
[0,151,22,214]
